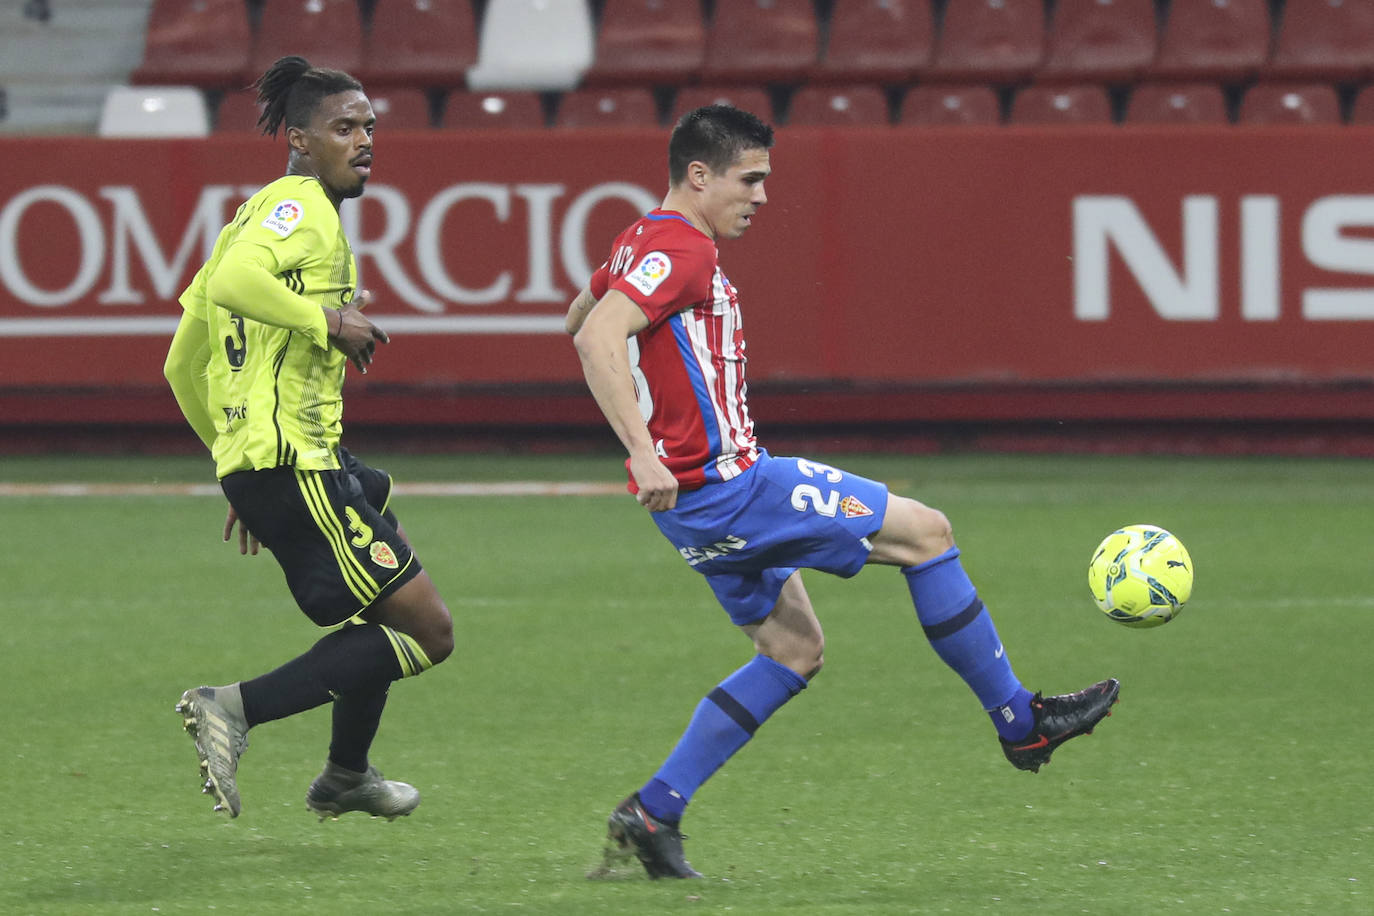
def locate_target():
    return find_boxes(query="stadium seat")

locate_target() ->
[670,86,775,123]
[214,90,264,132]
[555,88,659,128]
[1238,83,1341,125]
[898,85,1001,125]
[699,0,820,85]
[1351,84,1374,124]
[928,0,1045,84]
[466,0,594,90]
[1038,0,1157,84]
[1009,84,1112,124]
[811,0,934,85]
[441,90,545,128]
[1151,0,1271,82]
[1125,83,1228,124]
[368,88,434,129]
[1267,0,1374,82]
[787,85,890,126]
[130,0,252,89]
[359,0,476,89]
[250,0,364,79]
[582,0,705,87]
[98,86,209,137]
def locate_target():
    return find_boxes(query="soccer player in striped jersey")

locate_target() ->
[163,57,453,821]
[567,105,1121,879]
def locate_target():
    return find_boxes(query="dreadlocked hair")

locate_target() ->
[252,55,363,137]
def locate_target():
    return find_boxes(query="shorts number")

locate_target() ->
[791,460,843,517]
[791,483,839,517]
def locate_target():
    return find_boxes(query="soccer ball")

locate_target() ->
[1088,525,1194,627]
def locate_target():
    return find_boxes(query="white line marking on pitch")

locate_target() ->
[0,481,625,497]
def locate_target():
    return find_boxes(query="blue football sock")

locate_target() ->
[639,654,807,823]
[903,546,1034,741]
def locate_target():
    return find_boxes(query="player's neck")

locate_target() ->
[659,195,713,240]
[285,158,342,211]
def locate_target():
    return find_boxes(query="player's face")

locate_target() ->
[296,91,375,204]
[701,148,770,240]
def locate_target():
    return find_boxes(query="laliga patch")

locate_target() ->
[261,199,304,238]
[369,541,399,570]
[626,251,672,296]
[840,495,873,518]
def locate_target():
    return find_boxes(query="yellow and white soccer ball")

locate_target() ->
[1088,525,1194,627]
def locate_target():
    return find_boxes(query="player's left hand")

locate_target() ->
[223,503,261,556]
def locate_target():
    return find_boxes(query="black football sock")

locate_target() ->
[328,686,389,774]
[240,623,403,727]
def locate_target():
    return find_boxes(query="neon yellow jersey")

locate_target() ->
[179,176,355,478]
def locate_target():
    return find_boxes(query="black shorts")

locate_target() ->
[220,447,423,627]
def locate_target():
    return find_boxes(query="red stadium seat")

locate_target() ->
[1268,0,1374,82]
[1151,0,1271,82]
[441,90,545,129]
[670,86,774,122]
[787,85,890,126]
[928,0,1045,84]
[699,0,819,85]
[359,0,476,89]
[1126,83,1228,125]
[583,0,705,87]
[368,88,434,129]
[1351,85,1374,124]
[1010,84,1113,124]
[1038,0,1157,84]
[898,85,1001,125]
[250,0,364,79]
[555,88,659,128]
[131,0,252,90]
[811,0,934,85]
[214,91,265,133]
[1238,83,1341,125]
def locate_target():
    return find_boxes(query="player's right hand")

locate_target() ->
[631,453,679,512]
[330,289,389,373]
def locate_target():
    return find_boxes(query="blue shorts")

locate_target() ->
[652,452,889,626]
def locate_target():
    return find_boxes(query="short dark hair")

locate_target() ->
[668,104,774,186]
[252,55,364,137]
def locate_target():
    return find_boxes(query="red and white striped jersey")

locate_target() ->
[589,209,758,493]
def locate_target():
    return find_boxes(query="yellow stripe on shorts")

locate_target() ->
[295,469,378,607]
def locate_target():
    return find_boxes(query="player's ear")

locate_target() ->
[286,125,309,157]
[688,161,710,191]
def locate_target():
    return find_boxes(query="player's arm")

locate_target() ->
[572,290,679,511]
[207,241,387,371]
[163,311,218,452]
[565,286,599,335]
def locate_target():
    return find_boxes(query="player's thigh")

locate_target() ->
[221,465,420,627]
[739,571,824,678]
[866,494,955,568]
[362,570,453,661]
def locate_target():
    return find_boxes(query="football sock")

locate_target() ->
[328,686,390,774]
[903,546,1034,741]
[240,623,405,726]
[639,654,807,823]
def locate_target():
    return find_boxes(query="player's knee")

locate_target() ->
[419,603,454,666]
[765,631,824,681]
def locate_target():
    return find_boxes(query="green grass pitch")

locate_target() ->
[1,452,1368,914]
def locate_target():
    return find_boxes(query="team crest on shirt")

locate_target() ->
[626,251,672,295]
[261,199,304,238]
[369,541,399,570]
[840,495,873,518]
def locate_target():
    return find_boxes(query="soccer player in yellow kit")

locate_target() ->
[163,57,453,820]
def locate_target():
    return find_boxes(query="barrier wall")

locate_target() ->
[4,126,1374,433]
